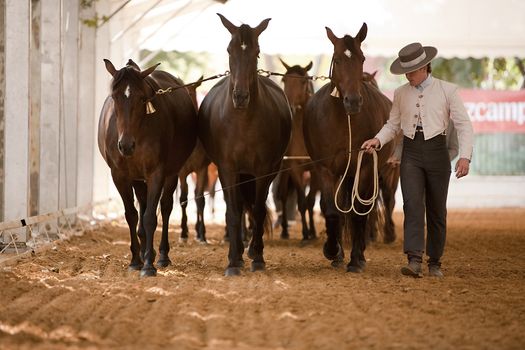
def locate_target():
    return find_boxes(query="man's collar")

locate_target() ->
[416,74,433,91]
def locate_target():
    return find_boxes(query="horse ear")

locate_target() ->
[279,57,291,71]
[194,75,204,88]
[126,59,140,70]
[254,18,271,37]
[371,70,378,78]
[104,59,117,77]
[325,27,338,45]
[356,22,367,43]
[217,13,237,34]
[140,63,160,79]
[305,61,313,72]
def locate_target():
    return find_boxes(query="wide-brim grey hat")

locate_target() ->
[390,42,438,75]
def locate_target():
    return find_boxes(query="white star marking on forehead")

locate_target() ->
[241,42,247,51]
[124,85,131,98]
[344,49,352,58]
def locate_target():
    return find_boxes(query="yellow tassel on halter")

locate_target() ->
[145,101,156,114]
[330,86,340,98]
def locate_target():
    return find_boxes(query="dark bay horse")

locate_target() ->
[98,59,197,277]
[276,58,320,241]
[198,14,292,276]
[303,24,395,272]
[178,77,212,243]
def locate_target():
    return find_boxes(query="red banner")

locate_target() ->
[459,90,525,133]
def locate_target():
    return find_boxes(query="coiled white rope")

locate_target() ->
[334,114,379,215]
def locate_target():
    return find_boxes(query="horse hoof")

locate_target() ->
[251,261,266,272]
[156,258,172,268]
[280,233,290,240]
[140,266,157,278]
[179,237,188,244]
[346,265,364,273]
[197,239,208,245]
[323,242,344,261]
[128,262,143,271]
[299,239,313,248]
[224,267,241,276]
[347,260,366,273]
[331,260,345,268]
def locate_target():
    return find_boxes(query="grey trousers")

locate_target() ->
[400,133,451,263]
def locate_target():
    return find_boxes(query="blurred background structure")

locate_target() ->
[1,0,524,246]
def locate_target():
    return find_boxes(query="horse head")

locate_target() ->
[363,70,379,89]
[279,58,313,113]
[326,23,367,115]
[103,58,159,157]
[218,13,270,109]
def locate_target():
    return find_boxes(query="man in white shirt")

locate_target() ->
[362,42,474,278]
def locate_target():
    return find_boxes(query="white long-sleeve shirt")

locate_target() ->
[376,76,474,160]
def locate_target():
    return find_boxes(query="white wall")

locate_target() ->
[3,0,30,242]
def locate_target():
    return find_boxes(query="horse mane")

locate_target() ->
[239,24,257,47]
[343,35,362,55]
[111,66,142,92]
[284,65,307,76]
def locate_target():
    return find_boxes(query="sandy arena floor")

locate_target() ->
[0,208,524,349]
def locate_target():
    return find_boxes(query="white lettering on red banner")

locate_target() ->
[459,90,525,133]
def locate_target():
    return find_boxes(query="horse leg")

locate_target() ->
[290,168,309,241]
[132,180,147,262]
[277,172,290,239]
[365,196,379,244]
[248,177,272,272]
[208,164,218,217]
[381,168,399,244]
[157,174,178,268]
[112,174,142,271]
[194,166,208,243]
[347,171,375,273]
[347,211,368,273]
[221,170,244,276]
[318,167,344,267]
[306,170,320,239]
[241,209,250,247]
[179,174,189,242]
[222,190,230,242]
[140,172,164,277]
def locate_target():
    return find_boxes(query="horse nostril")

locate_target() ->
[118,139,136,156]
[233,89,249,101]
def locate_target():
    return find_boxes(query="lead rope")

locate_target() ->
[334,114,379,215]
